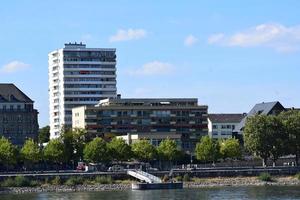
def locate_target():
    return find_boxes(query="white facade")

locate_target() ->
[208,114,244,139]
[49,43,117,138]
[208,119,237,139]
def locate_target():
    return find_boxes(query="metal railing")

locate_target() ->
[127,169,162,183]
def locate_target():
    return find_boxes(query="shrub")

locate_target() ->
[295,173,300,180]
[174,176,182,182]
[83,178,94,185]
[14,176,30,187]
[29,180,40,187]
[258,172,272,182]
[1,176,33,187]
[51,176,61,185]
[64,177,77,186]
[44,177,49,185]
[64,176,84,186]
[183,174,190,182]
[1,178,15,187]
[95,176,113,184]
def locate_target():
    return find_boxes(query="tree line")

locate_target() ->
[244,110,300,167]
[0,128,184,171]
[195,110,300,167]
[195,136,241,164]
[1,110,299,170]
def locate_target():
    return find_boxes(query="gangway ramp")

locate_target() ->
[127,170,162,183]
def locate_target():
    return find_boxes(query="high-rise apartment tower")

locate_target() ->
[48,43,117,138]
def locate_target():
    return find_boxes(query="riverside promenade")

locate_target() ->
[0,166,300,180]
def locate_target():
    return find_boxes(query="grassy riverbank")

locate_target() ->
[1,174,300,194]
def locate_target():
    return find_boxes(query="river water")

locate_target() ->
[1,186,300,200]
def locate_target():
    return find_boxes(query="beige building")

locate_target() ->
[73,97,208,152]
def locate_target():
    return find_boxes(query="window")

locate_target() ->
[142,119,151,125]
[212,131,218,135]
[221,131,232,135]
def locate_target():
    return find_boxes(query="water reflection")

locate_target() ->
[1,186,300,200]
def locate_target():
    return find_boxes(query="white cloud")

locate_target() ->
[109,28,147,42]
[129,61,174,76]
[208,23,300,52]
[208,33,224,44]
[184,35,198,46]
[0,61,30,74]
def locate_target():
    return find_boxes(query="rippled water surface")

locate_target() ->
[1,186,300,200]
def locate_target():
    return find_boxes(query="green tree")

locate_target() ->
[157,139,180,169]
[21,139,41,169]
[0,137,17,169]
[131,140,157,162]
[107,138,132,162]
[157,139,180,161]
[60,128,86,165]
[220,138,241,160]
[38,126,50,144]
[43,138,65,166]
[195,136,220,164]
[244,115,287,167]
[83,137,110,163]
[269,116,287,167]
[279,110,300,166]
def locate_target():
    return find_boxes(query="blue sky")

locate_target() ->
[1,0,300,127]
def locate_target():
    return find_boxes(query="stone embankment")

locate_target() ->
[184,176,300,188]
[1,176,300,194]
[0,183,131,194]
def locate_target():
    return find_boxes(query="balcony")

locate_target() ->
[131,121,137,125]
[63,61,117,65]
[189,121,196,124]
[170,121,176,125]
[189,113,195,117]
[150,129,157,132]
[111,122,117,125]
[170,114,176,117]
[86,122,97,125]
[150,121,157,125]
[170,129,176,132]
[64,87,117,91]
[85,114,97,118]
